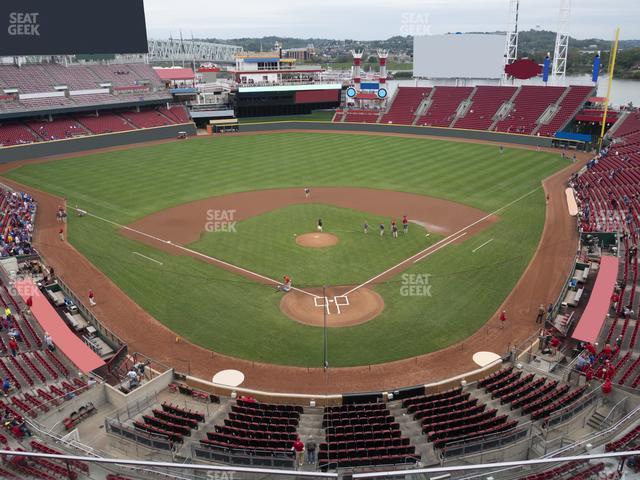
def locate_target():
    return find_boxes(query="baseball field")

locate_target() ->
[3,132,568,368]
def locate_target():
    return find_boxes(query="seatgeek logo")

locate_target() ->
[7,12,40,36]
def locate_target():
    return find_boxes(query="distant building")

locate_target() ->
[282,45,316,62]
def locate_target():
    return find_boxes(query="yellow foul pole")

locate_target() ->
[598,27,620,150]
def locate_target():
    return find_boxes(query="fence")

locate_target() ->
[105,390,159,424]
[192,444,295,470]
[106,420,174,452]
[546,387,600,429]
[441,424,531,460]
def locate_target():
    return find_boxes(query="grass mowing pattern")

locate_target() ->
[4,132,566,366]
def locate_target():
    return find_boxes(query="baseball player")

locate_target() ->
[276,275,292,292]
[363,220,369,234]
[379,223,385,236]
[402,215,409,234]
[392,223,398,238]
[304,187,311,199]
[317,218,323,232]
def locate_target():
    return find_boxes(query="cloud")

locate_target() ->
[143,0,637,40]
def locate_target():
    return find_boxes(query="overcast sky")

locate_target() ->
[144,0,636,41]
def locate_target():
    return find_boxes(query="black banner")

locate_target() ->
[1,0,148,56]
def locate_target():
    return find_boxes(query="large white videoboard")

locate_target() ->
[413,34,506,79]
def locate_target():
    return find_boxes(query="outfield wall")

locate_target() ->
[0,123,197,164]
[240,121,558,148]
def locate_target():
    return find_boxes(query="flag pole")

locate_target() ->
[598,27,620,151]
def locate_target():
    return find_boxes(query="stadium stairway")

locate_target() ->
[410,89,436,125]
[488,86,521,131]
[170,398,230,458]
[387,401,439,466]
[449,86,478,127]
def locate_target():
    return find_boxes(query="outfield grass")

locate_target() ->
[3,132,568,366]
[190,203,435,287]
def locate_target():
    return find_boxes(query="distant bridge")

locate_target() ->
[147,39,243,64]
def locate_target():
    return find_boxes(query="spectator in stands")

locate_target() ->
[624,305,635,319]
[43,332,54,351]
[306,436,317,465]
[7,338,18,357]
[611,292,620,311]
[576,354,589,371]
[7,327,20,343]
[291,437,305,469]
[1,379,10,396]
[10,418,31,438]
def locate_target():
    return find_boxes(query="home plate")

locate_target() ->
[212,369,245,387]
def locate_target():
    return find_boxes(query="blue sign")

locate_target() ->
[592,54,601,83]
[346,87,357,98]
[542,56,551,83]
[377,88,388,99]
[360,82,379,91]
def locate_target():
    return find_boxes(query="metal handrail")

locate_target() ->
[353,450,640,478]
[25,408,194,480]
[0,449,339,477]
[454,403,640,480]
[601,396,628,428]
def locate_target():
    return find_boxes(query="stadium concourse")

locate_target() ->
[0,138,588,395]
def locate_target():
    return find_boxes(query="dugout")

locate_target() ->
[208,118,239,133]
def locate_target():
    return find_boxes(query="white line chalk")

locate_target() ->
[472,238,494,253]
[132,252,164,265]
[75,208,320,299]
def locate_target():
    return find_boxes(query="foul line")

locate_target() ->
[75,208,321,299]
[412,232,467,263]
[472,238,494,253]
[132,252,164,265]
[344,186,543,296]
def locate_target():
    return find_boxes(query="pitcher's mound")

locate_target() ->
[280,286,384,327]
[295,232,338,248]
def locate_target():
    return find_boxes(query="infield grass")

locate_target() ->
[3,132,568,366]
[190,203,436,287]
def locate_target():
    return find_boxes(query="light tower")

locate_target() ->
[377,49,388,85]
[551,0,572,85]
[350,49,364,90]
[503,0,519,83]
